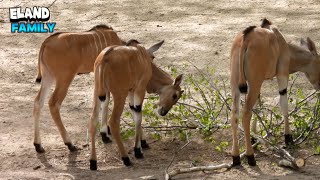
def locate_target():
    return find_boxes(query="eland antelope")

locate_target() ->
[230,19,320,166]
[33,25,125,153]
[89,40,184,170]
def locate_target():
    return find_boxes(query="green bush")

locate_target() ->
[106,64,320,154]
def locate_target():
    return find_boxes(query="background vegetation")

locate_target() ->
[113,64,320,156]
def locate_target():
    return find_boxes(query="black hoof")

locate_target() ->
[65,143,78,152]
[90,160,97,170]
[122,157,132,166]
[34,143,45,153]
[141,140,150,149]
[232,156,241,166]
[239,84,248,94]
[251,137,257,145]
[100,132,112,144]
[246,154,256,166]
[35,78,41,83]
[285,134,294,147]
[134,147,144,159]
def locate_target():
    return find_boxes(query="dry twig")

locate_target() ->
[165,131,191,180]
[241,127,305,169]
[165,135,262,180]
[48,0,58,8]
[165,124,307,180]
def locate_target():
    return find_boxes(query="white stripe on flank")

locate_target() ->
[137,47,144,64]
[91,33,99,57]
[94,31,103,52]
[97,30,107,49]
[86,34,95,61]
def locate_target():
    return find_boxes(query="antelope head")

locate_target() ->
[300,37,320,90]
[157,74,184,116]
[144,40,184,116]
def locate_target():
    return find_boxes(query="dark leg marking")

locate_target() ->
[100,132,112,144]
[98,96,106,101]
[35,78,41,83]
[134,105,142,112]
[246,154,256,166]
[34,143,45,153]
[141,140,150,149]
[285,134,294,146]
[279,88,287,95]
[107,126,111,135]
[122,157,132,166]
[129,104,142,112]
[232,156,241,166]
[65,143,78,152]
[134,147,144,159]
[239,84,248,94]
[251,137,256,145]
[90,160,97,170]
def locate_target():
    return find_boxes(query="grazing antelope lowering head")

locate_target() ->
[33,25,125,153]
[290,37,320,90]
[89,40,184,170]
[155,80,184,116]
[147,64,184,116]
[230,18,320,167]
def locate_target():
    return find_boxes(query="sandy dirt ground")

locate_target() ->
[1,0,320,179]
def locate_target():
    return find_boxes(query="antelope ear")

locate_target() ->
[307,37,318,56]
[174,74,183,86]
[260,18,272,29]
[147,40,164,55]
[300,38,308,49]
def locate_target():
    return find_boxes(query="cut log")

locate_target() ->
[279,158,305,169]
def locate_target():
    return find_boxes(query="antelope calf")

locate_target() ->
[89,40,184,170]
[33,25,125,153]
[230,19,320,166]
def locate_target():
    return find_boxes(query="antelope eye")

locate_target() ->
[172,94,178,99]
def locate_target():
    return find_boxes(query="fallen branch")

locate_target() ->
[143,125,197,130]
[258,138,305,169]
[165,131,191,179]
[165,163,232,180]
[241,107,307,170]
[249,131,305,169]
[305,153,320,160]
[166,126,307,180]
[278,158,305,169]
[165,137,261,180]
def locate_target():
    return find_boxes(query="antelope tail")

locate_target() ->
[97,61,106,101]
[96,47,114,101]
[35,43,45,83]
[238,26,256,94]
